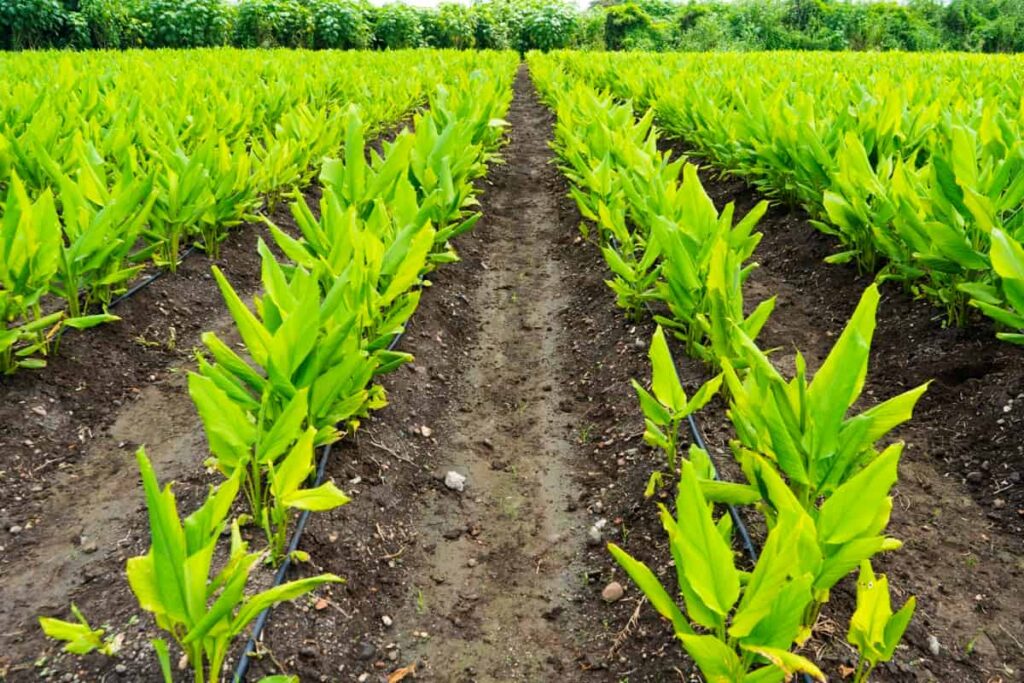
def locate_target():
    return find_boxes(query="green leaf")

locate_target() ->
[282,481,352,512]
[153,639,174,683]
[818,443,902,545]
[740,644,825,681]
[671,460,740,619]
[806,284,879,466]
[63,314,120,330]
[679,634,746,682]
[231,575,344,634]
[649,326,687,413]
[608,543,693,637]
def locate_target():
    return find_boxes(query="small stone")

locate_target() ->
[419,425,433,438]
[966,471,983,483]
[81,538,98,554]
[357,642,376,660]
[31,406,47,417]
[299,646,317,659]
[382,615,393,627]
[587,518,607,546]
[388,650,399,662]
[114,664,127,675]
[8,525,22,535]
[358,674,370,682]
[602,582,624,603]
[444,471,466,492]
[927,635,941,656]
[993,498,1006,509]
[314,598,329,610]
[467,558,478,568]
[481,438,494,450]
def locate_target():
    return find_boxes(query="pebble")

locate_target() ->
[927,634,941,656]
[8,525,22,535]
[82,538,98,554]
[358,674,370,682]
[357,642,376,660]
[299,646,317,659]
[602,582,624,603]
[966,471,983,483]
[444,471,467,492]
[994,498,1006,509]
[114,664,127,675]
[467,558,478,568]
[587,518,607,546]
[382,615,393,627]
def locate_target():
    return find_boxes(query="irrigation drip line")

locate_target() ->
[108,245,198,309]
[232,330,406,683]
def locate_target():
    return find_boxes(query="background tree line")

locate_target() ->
[1,0,1021,53]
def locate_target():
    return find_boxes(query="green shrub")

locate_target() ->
[517,0,577,51]
[309,0,371,49]
[572,10,605,49]
[473,5,510,49]
[77,0,127,48]
[371,2,421,49]
[421,2,475,49]
[605,3,651,50]
[232,0,313,48]
[0,0,72,49]
[133,0,229,48]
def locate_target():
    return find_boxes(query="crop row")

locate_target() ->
[531,52,925,683]
[0,48,497,374]
[37,52,519,683]
[550,50,1024,343]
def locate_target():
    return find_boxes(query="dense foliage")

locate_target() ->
[0,49,454,372]
[0,0,579,51]
[553,49,1024,342]
[5,0,1021,53]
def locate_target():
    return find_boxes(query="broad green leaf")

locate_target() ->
[608,543,692,637]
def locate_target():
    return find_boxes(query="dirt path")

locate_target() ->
[384,66,585,681]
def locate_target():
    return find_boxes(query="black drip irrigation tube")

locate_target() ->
[232,330,406,683]
[108,245,198,310]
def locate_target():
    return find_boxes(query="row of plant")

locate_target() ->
[0,49,495,374]
[531,52,926,682]
[1,0,577,52]
[550,49,1024,347]
[37,53,517,682]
